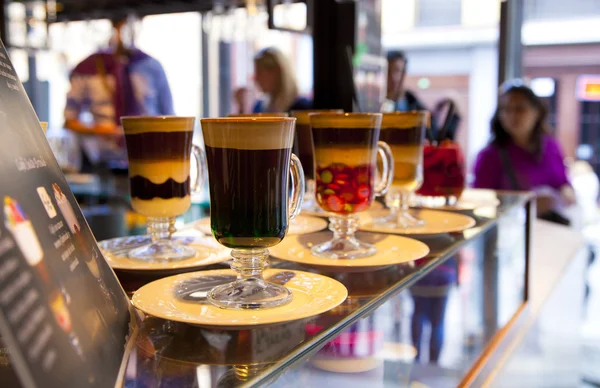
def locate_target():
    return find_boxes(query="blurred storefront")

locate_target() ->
[4,2,313,131]
[382,0,600,177]
[524,44,600,176]
[3,0,600,176]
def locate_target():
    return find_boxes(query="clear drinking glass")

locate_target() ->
[290,109,344,212]
[121,116,205,261]
[375,111,428,228]
[310,113,394,259]
[416,141,466,207]
[201,117,304,309]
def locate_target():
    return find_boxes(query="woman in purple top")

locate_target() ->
[473,85,575,213]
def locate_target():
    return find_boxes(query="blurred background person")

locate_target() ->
[473,84,575,223]
[64,14,174,172]
[384,50,429,112]
[384,50,437,135]
[252,47,311,113]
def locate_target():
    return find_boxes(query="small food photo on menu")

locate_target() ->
[52,183,80,235]
[3,196,43,267]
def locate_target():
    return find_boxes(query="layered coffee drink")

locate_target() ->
[312,125,380,214]
[202,118,295,249]
[309,113,394,260]
[122,117,194,218]
[379,112,428,193]
[379,124,426,192]
[375,112,429,229]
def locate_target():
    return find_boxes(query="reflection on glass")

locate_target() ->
[308,315,417,386]
[410,257,457,363]
[201,117,304,309]
[129,317,306,387]
[310,113,394,259]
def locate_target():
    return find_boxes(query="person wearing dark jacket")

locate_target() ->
[385,50,437,134]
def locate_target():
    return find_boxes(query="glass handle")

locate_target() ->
[288,153,305,220]
[191,145,207,194]
[374,141,394,196]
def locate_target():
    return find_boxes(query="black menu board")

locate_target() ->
[0,40,132,387]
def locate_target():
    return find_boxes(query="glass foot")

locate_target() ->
[128,240,197,262]
[311,237,376,259]
[312,214,376,259]
[208,278,292,309]
[375,210,425,229]
[207,248,292,310]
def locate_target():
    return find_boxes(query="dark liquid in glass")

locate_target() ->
[292,123,314,180]
[205,146,291,249]
[312,127,379,147]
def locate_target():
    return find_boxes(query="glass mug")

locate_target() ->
[121,116,205,261]
[375,111,428,228]
[290,109,344,213]
[201,117,304,309]
[416,140,466,206]
[310,113,394,259]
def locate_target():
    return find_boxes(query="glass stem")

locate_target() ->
[386,192,401,218]
[329,215,360,240]
[230,249,269,282]
[147,217,177,243]
[400,192,410,214]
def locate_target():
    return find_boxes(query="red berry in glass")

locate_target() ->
[316,163,374,214]
[417,141,465,198]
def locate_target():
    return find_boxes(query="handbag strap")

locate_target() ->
[498,147,521,190]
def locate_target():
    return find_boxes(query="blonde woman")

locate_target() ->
[252,47,311,113]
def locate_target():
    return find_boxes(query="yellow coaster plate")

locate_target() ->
[359,209,476,235]
[99,233,230,272]
[269,233,429,271]
[132,269,348,328]
[416,189,501,210]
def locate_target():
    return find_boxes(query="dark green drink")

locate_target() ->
[205,146,292,248]
[200,117,305,310]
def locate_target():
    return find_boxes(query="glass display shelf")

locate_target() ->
[122,191,534,388]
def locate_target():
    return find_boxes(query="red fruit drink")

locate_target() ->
[309,113,393,259]
[312,127,379,215]
[417,141,465,201]
[316,163,375,214]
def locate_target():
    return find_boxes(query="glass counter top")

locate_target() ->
[122,191,534,388]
